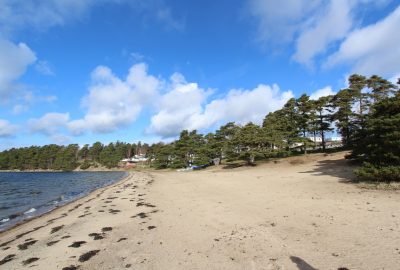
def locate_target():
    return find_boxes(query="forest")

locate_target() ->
[0,74,399,182]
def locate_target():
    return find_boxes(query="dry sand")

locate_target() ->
[0,152,399,270]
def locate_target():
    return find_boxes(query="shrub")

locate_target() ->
[355,163,400,182]
[80,161,91,170]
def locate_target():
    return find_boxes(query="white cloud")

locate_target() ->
[130,52,145,62]
[0,0,98,34]
[309,86,336,100]
[0,119,19,137]
[148,78,293,138]
[11,92,57,115]
[248,0,395,68]
[0,38,36,98]
[147,73,212,137]
[63,63,295,139]
[389,73,400,85]
[200,84,293,126]
[0,0,183,35]
[28,112,70,135]
[247,0,321,44]
[293,0,353,66]
[35,60,55,76]
[325,6,400,77]
[68,63,160,135]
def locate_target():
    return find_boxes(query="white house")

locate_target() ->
[307,136,323,143]
[121,154,148,163]
[326,136,342,142]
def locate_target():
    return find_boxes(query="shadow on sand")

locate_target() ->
[299,157,357,183]
[222,162,256,170]
[290,256,318,270]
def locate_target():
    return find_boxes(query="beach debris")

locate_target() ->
[22,257,39,265]
[18,240,37,250]
[0,254,16,265]
[78,250,100,262]
[117,238,127,242]
[147,226,156,230]
[69,241,87,248]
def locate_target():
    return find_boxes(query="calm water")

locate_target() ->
[0,171,127,231]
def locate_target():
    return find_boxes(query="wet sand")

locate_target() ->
[0,152,399,269]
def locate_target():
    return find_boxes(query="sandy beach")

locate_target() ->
[0,152,399,270]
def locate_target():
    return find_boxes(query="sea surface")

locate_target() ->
[0,171,127,231]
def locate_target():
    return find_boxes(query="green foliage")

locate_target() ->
[310,95,333,151]
[80,160,91,170]
[0,141,139,171]
[352,93,400,181]
[355,163,400,182]
[226,123,265,164]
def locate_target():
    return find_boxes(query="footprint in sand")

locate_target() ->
[62,265,80,270]
[131,212,148,219]
[50,225,64,234]
[78,250,100,262]
[22,257,39,265]
[102,227,113,232]
[89,233,104,240]
[47,240,60,246]
[18,240,37,250]
[0,254,16,265]
[69,241,87,248]
[136,202,156,208]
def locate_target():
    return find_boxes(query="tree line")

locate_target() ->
[0,74,399,181]
[0,142,148,171]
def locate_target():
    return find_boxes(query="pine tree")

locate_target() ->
[296,94,313,153]
[355,92,400,182]
[332,89,355,147]
[311,96,333,151]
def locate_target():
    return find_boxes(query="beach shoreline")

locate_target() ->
[0,172,131,234]
[1,152,399,269]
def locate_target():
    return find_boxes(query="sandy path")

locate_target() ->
[1,153,399,269]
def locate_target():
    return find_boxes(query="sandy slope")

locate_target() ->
[0,152,399,270]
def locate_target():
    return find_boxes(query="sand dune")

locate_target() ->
[0,152,399,269]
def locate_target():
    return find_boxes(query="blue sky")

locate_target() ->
[0,0,399,149]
